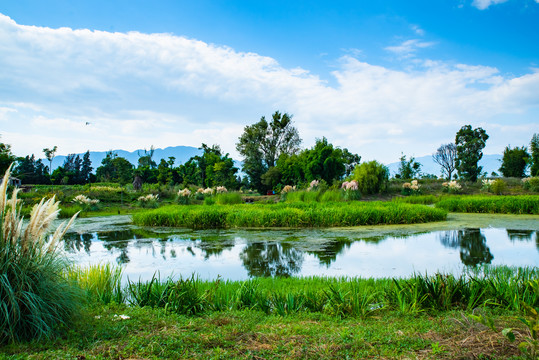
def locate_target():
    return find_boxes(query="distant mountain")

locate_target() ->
[48,146,203,172]
[386,154,503,178]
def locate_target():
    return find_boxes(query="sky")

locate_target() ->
[0,0,538,164]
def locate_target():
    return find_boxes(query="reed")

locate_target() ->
[132,202,447,229]
[435,195,539,214]
[67,263,123,304]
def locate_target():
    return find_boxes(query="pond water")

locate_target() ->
[62,213,539,281]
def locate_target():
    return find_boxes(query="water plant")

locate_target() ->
[67,263,123,304]
[132,202,447,229]
[0,166,80,343]
[436,195,539,214]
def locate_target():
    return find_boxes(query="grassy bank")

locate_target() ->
[435,195,539,214]
[132,202,447,229]
[3,266,538,359]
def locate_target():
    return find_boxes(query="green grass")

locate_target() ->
[2,266,536,359]
[392,194,441,204]
[132,202,447,229]
[435,195,539,214]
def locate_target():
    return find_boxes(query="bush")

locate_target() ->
[490,179,506,195]
[0,166,81,343]
[351,161,389,195]
[215,192,243,205]
[523,177,539,192]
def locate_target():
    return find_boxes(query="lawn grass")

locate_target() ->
[0,304,525,359]
[132,202,447,229]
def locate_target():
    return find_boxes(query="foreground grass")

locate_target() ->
[436,195,539,215]
[132,202,447,229]
[0,305,527,359]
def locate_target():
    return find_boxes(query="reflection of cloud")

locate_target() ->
[1,14,538,162]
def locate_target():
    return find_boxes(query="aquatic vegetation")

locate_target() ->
[0,166,80,343]
[136,193,159,208]
[132,202,447,229]
[67,263,123,305]
[436,195,539,214]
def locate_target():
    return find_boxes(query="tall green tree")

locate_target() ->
[80,151,93,183]
[455,125,489,182]
[530,133,539,177]
[499,146,529,178]
[95,151,134,184]
[13,155,49,184]
[0,137,16,174]
[236,111,301,192]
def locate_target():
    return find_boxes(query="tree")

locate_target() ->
[0,137,16,174]
[137,146,157,169]
[43,146,58,176]
[432,143,457,180]
[13,155,49,184]
[530,133,539,177]
[499,146,529,178]
[236,111,301,192]
[351,161,389,195]
[80,151,93,183]
[455,125,489,182]
[95,151,134,184]
[301,137,347,183]
[396,153,421,179]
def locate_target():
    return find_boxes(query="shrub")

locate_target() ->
[351,161,389,195]
[0,166,81,343]
[137,194,159,208]
[215,192,242,205]
[490,179,506,195]
[523,177,539,192]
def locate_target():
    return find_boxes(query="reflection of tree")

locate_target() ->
[240,242,303,277]
[439,229,493,266]
[506,229,534,242]
[198,241,235,259]
[63,233,93,254]
[308,237,352,267]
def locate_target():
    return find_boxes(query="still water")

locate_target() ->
[62,214,539,281]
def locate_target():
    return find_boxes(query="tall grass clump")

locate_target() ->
[67,263,123,305]
[436,195,539,214]
[215,192,243,205]
[0,166,80,343]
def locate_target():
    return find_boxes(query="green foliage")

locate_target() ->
[236,111,302,193]
[455,125,489,182]
[499,145,530,178]
[132,202,447,229]
[523,177,539,192]
[13,155,49,184]
[530,133,539,177]
[0,168,81,343]
[215,192,243,205]
[67,264,123,305]
[396,154,421,179]
[0,140,16,175]
[351,160,389,195]
[392,195,439,205]
[95,151,134,185]
[490,179,506,195]
[436,195,539,214]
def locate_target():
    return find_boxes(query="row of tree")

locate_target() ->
[1,115,538,190]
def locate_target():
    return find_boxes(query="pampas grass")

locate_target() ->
[0,165,81,343]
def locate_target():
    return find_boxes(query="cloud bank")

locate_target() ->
[0,14,538,164]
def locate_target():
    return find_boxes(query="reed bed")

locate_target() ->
[132,202,447,229]
[76,266,538,318]
[392,195,441,205]
[435,195,539,214]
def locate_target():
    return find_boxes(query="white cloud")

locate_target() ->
[471,0,509,10]
[385,39,436,59]
[0,14,538,164]
[411,25,425,36]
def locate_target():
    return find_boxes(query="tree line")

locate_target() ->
[1,114,538,191]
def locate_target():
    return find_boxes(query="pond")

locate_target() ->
[62,213,539,281]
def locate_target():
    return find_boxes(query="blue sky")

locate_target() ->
[0,0,538,164]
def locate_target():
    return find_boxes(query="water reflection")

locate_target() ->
[438,229,494,266]
[240,242,303,277]
[63,223,539,281]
